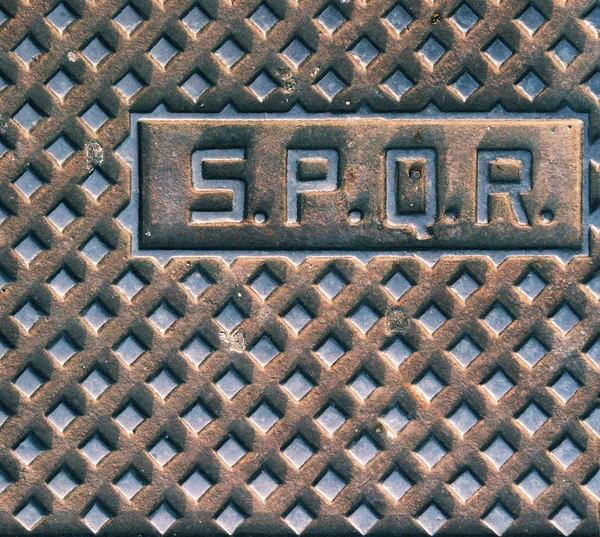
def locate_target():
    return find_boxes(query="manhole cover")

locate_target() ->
[0,1,599,536]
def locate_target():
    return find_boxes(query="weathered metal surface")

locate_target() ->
[138,118,582,250]
[0,1,599,536]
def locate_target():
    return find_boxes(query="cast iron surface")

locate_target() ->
[0,0,599,536]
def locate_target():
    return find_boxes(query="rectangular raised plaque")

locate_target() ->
[138,118,583,251]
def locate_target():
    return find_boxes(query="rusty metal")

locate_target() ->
[138,117,582,251]
[0,1,599,536]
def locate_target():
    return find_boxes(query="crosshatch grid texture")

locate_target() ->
[0,0,600,536]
